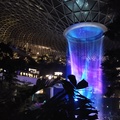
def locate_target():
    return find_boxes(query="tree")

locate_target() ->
[0,42,39,120]
[101,48,120,97]
[21,75,98,120]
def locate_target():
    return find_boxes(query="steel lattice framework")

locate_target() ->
[0,0,120,55]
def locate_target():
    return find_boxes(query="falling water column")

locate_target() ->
[64,22,107,118]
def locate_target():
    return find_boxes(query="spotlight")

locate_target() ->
[74,98,78,102]
[48,75,52,80]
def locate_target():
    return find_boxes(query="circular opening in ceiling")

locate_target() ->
[64,22,108,42]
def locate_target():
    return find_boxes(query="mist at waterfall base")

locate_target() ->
[64,25,105,117]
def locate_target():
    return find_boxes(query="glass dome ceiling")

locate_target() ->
[0,0,120,54]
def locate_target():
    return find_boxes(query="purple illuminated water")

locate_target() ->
[64,23,107,118]
[64,23,107,96]
[68,38,103,94]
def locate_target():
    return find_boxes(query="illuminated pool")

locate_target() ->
[64,22,107,42]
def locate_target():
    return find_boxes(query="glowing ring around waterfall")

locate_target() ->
[63,22,107,42]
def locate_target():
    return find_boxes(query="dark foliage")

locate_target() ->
[101,48,120,97]
[0,42,39,84]
[104,0,120,42]
[21,75,98,120]
[0,42,39,120]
